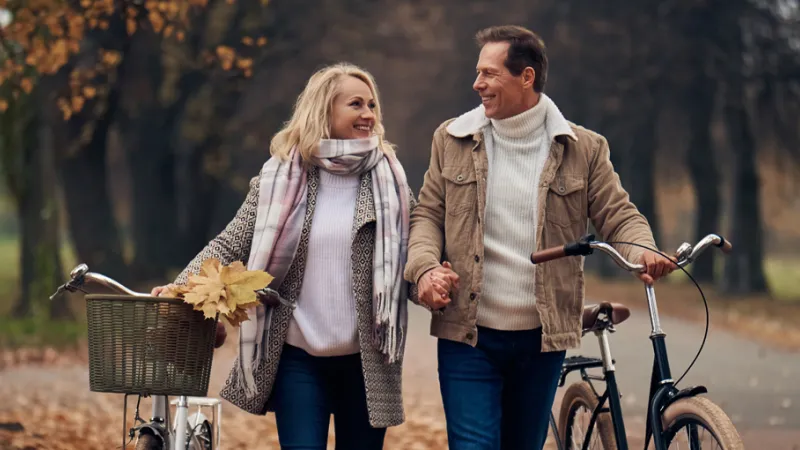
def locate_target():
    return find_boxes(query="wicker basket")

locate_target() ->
[85,294,217,397]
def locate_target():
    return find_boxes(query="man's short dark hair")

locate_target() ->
[475,25,548,93]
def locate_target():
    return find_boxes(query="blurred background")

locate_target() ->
[1,0,799,449]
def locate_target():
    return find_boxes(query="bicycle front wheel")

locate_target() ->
[559,381,617,449]
[135,433,164,450]
[659,396,744,449]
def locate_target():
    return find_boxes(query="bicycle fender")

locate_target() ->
[135,423,168,447]
[663,385,708,410]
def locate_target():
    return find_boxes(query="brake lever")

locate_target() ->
[254,287,295,309]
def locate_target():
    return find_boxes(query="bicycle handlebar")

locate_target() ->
[50,263,150,300]
[530,233,733,272]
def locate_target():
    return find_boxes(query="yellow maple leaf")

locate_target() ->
[201,301,218,319]
[178,259,272,326]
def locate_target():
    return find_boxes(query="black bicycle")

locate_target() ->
[532,233,744,450]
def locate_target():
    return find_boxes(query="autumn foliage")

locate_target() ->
[0,0,263,115]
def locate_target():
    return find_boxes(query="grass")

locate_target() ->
[0,316,85,349]
[0,235,85,349]
[765,257,800,301]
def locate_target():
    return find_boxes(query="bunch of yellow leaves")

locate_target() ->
[163,258,273,327]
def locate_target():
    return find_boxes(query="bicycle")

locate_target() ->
[531,233,744,450]
[51,264,222,450]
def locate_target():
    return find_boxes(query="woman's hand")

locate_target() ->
[214,322,227,348]
[151,284,228,347]
[151,284,177,297]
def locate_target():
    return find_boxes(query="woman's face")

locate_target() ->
[329,76,376,140]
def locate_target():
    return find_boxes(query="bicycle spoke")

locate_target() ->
[665,420,723,450]
[570,405,604,449]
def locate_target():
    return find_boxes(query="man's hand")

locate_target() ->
[636,250,677,285]
[418,262,460,310]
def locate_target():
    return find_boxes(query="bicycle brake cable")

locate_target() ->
[603,241,709,386]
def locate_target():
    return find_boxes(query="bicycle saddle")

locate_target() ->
[582,301,631,331]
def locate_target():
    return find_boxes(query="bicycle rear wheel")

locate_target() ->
[658,396,744,449]
[559,381,617,449]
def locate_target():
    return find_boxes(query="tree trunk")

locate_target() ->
[623,109,660,246]
[717,5,768,295]
[118,30,179,283]
[10,90,70,320]
[686,73,719,283]
[54,18,132,279]
[720,76,768,294]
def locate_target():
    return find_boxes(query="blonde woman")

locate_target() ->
[152,63,424,449]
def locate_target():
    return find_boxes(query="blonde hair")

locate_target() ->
[270,63,395,161]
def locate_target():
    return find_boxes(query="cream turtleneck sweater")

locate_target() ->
[478,99,551,330]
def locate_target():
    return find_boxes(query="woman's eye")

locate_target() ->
[368,103,376,109]
[350,101,361,107]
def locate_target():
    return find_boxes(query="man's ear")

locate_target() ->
[522,67,536,89]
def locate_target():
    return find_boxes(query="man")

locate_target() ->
[404,25,675,449]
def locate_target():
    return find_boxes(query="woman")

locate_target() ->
[152,63,423,449]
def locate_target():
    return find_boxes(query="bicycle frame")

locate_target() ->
[538,234,732,450]
[553,283,710,450]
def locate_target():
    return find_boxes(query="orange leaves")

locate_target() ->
[216,45,236,71]
[0,0,267,110]
[99,49,121,67]
[149,10,165,33]
[19,78,32,93]
[213,42,264,78]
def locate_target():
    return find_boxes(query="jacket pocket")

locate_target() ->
[442,166,477,217]
[546,175,585,227]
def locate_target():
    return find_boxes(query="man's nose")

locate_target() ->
[473,76,486,92]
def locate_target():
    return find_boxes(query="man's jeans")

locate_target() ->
[438,326,566,450]
[271,344,386,449]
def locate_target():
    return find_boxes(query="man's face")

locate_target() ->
[473,41,530,120]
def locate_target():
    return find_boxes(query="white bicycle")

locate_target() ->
[52,264,223,449]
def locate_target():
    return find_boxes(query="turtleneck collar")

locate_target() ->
[489,97,547,139]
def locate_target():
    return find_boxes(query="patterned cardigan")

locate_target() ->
[174,166,415,428]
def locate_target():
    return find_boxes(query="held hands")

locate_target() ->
[636,250,678,285]
[418,262,460,311]
[150,283,227,348]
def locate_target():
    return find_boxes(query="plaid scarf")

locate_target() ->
[235,135,410,398]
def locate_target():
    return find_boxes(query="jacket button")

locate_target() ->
[456,174,464,181]
[474,255,480,262]
[558,185,566,193]
[465,333,474,340]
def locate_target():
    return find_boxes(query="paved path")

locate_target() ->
[1,305,798,448]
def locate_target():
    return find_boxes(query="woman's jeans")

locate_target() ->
[271,344,386,450]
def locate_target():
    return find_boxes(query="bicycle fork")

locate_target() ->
[132,395,189,449]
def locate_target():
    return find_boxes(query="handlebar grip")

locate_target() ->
[531,246,567,264]
[718,237,733,254]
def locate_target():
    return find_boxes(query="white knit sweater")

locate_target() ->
[285,170,360,356]
[478,99,551,330]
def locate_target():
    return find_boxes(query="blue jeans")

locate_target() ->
[438,326,566,450]
[271,344,386,449]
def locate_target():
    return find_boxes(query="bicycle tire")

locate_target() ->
[134,432,163,450]
[659,396,744,449]
[558,381,617,449]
